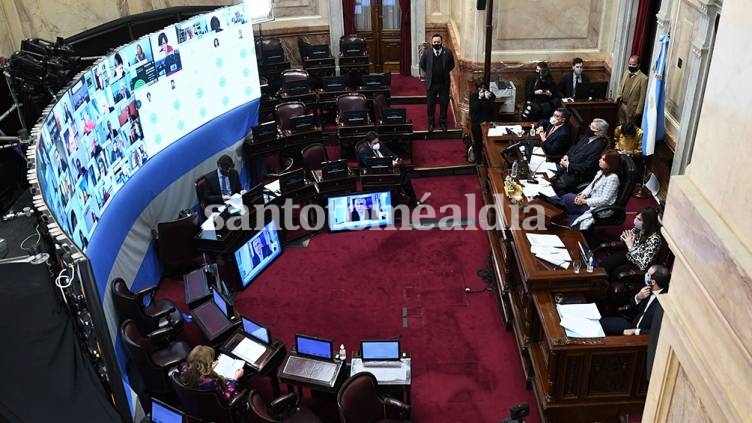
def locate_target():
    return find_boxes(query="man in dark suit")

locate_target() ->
[349,197,375,222]
[250,236,270,268]
[558,57,590,99]
[600,264,670,336]
[419,34,455,132]
[552,118,609,194]
[201,154,242,205]
[357,131,418,206]
[469,81,496,164]
[535,108,572,157]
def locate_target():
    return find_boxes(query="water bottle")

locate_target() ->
[338,344,346,361]
[586,256,594,273]
[529,125,536,137]
[511,160,519,179]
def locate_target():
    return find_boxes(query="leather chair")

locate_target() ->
[152,214,200,277]
[120,319,190,396]
[275,101,307,132]
[195,176,208,211]
[337,372,410,423]
[256,38,286,63]
[111,277,184,336]
[281,69,310,85]
[339,34,367,57]
[248,390,321,423]
[336,93,370,126]
[301,143,329,172]
[590,154,639,227]
[373,94,386,124]
[171,372,248,423]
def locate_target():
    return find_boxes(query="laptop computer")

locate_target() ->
[321,159,349,180]
[251,121,277,142]
[149,398,184,423]
[279,168,306,193]
[340,110,369,126]
[284,79,310,96]
[225,316,271,368]
[381,108,407,125]
[288,114,317,132]
[361,340,402,367]
[321,76,348,92]
[366,157,393,174]
[212,289,232,318]
[574,81,608,100]
[283,334,338,383]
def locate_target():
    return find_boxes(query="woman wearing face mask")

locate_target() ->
[599,206,662,279]
[559,149,621,230]
[522,61,561,120]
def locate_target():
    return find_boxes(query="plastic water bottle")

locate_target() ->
[338,344,346,361]
[586,256,594,273]
[511,160,519,178]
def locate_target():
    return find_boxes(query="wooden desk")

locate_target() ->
[221,332,287,396]
[350,355,412,405]
[563,100,618,137]
[312,169,358,196]
[481,122,536,169]
[528,290,648,422]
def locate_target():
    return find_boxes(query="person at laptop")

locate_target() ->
[552,118,609,194]
[250,235,271,268]
[600,207,662,280]
[558,149,620,230]
[202,155,243,205]
[178,345,245,404]
[357,131,419,206]
[534,108,572,157]
[558,57,590,100]
[348,197,375,222]
[600,264,670,335]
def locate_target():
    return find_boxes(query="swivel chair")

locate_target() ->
[248,390,321,423]
[110,277,184,337]
[301,143,329,173]
[152,214,201,277]
[589,154,639,227]
[171,372,248,423]
[337,372,410,423]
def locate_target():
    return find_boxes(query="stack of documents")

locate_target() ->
[214,353,245,379]
[529,155,559,177]
[556,303,605,338]
[225,193,245,215]
[232,337,266,364]
[520,178,557,198]
[526,234,570,269]
[488,125,524,137]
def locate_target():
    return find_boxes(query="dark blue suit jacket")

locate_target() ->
[558,72,590,98]
[202,169,241,206]
[540,123,571,157]
[563,135,608,180]
[629,292,665,335]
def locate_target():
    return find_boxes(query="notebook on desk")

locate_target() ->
[382,108,407,124]
[283,334,338,383]
[321,159,349,180]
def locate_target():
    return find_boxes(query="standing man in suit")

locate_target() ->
[202,154,242,205]
[357,131,418,206]
[600,264,670,335]
[616,55,649,126]
[558,57,590,100]
[469,80,497,164]
[535,108,572,157]
[420,34,455,133]
[552,118,609,194]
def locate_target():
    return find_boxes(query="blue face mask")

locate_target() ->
[644,273,652,286]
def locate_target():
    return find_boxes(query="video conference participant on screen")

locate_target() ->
[348,197,375,222]
[202,154,242,205]
[250,235,271,268]
[357,131,418,206]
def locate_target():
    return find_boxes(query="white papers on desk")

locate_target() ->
[225,193,245,215]
[527,234,565,248]
[520,179,557,198]
[488,125,524,137]
[214,353,245,379]
[232,337,266,364]
[529,155,558,175]
[199,212,220,240]
[557,303,605,338]
[264,180,281,197]
[527,234,570,269]
[533,146,546,156]
[350,358,411,384]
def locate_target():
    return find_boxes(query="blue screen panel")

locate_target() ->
[296,335,332,360]
[242,317,269,344]
[361,341,400,360]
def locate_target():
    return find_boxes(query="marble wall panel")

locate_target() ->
[12,0,121,41]
[665,1,699,124]
[0,4,17,58]
[273,0,319,18]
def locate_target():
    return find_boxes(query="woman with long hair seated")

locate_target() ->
[561,149,621,230]
[178,345,244,403]
[600,207,662,279]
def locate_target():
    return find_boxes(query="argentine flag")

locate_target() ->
[641,33,670,156]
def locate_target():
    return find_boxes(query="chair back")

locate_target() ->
[155,214,199,275]
[248,390,278,423]
[340,34,367,56]
[256,38,285,63]
[281,69,309,84]
[121,320,171,394]
[170,372,236,423]
[373,94,386,124]
[337,372,385,423]
[195,176,208,210]
[111,278,153,331]
[275,102,307,131]
[301,143,329,172]
[614,154,639,208]
[337,93,368,114]
[568,108,583,146]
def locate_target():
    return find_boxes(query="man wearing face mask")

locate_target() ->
[616,55,648,125]
[558,57,590,100]
[534,108,572,157]
[202,154,242,205]
[419,34,455,133]
[552,118,609,194]
[600,264,670,336]
[358,131,418,206]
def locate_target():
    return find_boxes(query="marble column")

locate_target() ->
[609,0,640,97]
[0,0,25,58]
[328,0,344,70]
[671,0,722,175]
[411,0,426,76]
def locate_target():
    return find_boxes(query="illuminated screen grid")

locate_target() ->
[327,191,393,231]
[36,4,260,251]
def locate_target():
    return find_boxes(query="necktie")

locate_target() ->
[221,174,230,196]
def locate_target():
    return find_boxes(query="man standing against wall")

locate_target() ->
[616,55,649,126]
[420,34,455,133]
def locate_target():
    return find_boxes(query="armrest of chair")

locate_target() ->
[229,388,249,409]
[591,205,627,223]
[135,285,158,303]
[146,326,175,348]
[269,392,300,416]
[593,240,625,252]
[383,397,410,420]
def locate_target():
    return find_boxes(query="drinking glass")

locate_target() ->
[573,259,582,274]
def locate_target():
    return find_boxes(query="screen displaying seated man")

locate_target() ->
[348,197,375,222]
[328,192,392,231]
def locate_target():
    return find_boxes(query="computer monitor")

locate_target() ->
[288,114,317,132]
[321,76,348,92]
[340,110,369,126]
[212,289,230,318]
[327,191,393,232]
[295,334,333,360]
[321,159,348,180]
[574,81,609,100]
[251,121,277,142]
[150,398,184,423]
[279,168,306,192]
[232,220,282,288]
[381,108,407,124]
[241,316,270,345]
[360,73,387,88]
[284,79,310,96]
[361,340,400,361]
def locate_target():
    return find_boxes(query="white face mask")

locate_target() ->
[372,143,380,151]
[549,116,558,126]
[644,272,652,286]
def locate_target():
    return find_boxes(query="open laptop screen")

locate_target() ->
[213,290,228,317]
[242,317,270,345]
[361,340,400,361]
[295,334,333,360]
[151,398,184,423]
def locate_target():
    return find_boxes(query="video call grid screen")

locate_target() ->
[35,4,260,251]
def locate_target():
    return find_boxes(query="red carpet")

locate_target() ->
[412,175,483,219]
[404,103,457,131]
[391,74,426,97]
[411,138,468,167]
